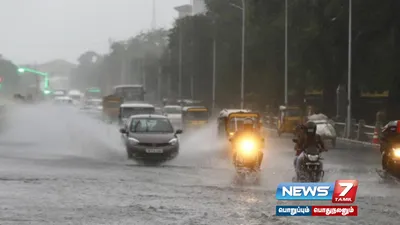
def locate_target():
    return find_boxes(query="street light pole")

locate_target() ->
[178,26,183,100]
[212,38,216,111]
[120,46,125,84]
[346,0,352,138]
[190,76,194,99]
[229,1,245,109]
[240,0,245,109]
[157,66,162,101]
[284,0,288,105]
[142,59,147,88]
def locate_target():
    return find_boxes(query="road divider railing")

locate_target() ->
[263,114,380,146]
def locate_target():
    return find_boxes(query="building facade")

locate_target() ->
[174,4,192,19]
[191,0,207,15]
[175,0,207,19]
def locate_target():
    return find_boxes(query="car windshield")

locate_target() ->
[121,107,155,118]
[285,110,301,117]
[184,111,208,120]
[229,118,245,131]
[164,107,181,114]
[130,118,173,133]
[228,117,257,131]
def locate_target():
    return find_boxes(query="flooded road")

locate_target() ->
[0,103,397,224]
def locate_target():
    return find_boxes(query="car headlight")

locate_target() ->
[393,148,400,158]
[239,139,256,155]
[169,138,178,145]
[307,154,319,161]
[128,137,139,145]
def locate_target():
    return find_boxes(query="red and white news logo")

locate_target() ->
[332,180,358,203]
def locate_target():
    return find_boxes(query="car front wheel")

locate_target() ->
[126,147,133,159]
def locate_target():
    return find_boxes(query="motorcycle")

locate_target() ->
[229,136,263,183]
[380,145,400,177]
[293,139,324,182]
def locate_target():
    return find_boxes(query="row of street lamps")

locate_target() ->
[177,0,353,138]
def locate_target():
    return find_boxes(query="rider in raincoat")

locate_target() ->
[294,121,326,176]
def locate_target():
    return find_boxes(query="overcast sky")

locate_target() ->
[0,0,189,64]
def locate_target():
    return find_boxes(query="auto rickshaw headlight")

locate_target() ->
[393,148,400,158]
[239,139,256,155]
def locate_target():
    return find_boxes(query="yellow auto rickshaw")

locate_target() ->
[102,95,123,122]
[276,105,303,136]
[217,109,263,139]
[182,106,209,129]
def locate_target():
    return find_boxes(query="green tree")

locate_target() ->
[0,56,19,95]
[70,0,400,118]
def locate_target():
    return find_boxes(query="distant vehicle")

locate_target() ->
[102,84,146,122]
[163,105,182,126]
[52,90,67,97]
[81,98,102,111]
[118,102,155,126]
[68,89,83,104]
[112,85,146,102]
[68,89,82,96]
[54,96,72,104]
[83,87,102,100]
[155,107,164,115]
[119,114,183,161]
[182,106,209,129]
[163,105,182,115]
[178,99,203,107]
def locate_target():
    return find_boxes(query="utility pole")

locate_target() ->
[120,54,125,84]
[229,1,245,108]
[240,0,245,109]
[284,0,288,105]
[167,73,171,97]
[212,38,216,111]
[346,0,352,138]
[190,76,194,99]
[142,59,146,88]
[178,26,183,100]
[157,66,162,101]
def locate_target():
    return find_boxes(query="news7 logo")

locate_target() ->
[275,180,358,203]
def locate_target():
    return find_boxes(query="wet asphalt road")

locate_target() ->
[0,103,399,225]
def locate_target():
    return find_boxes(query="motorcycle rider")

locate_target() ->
[293,123,307,167]
[294,121,326,176]
[294,123,308,155]
[230,118,264,170]
[380,120,400,171]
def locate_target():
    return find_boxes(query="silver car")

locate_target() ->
[119,114,183,161]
